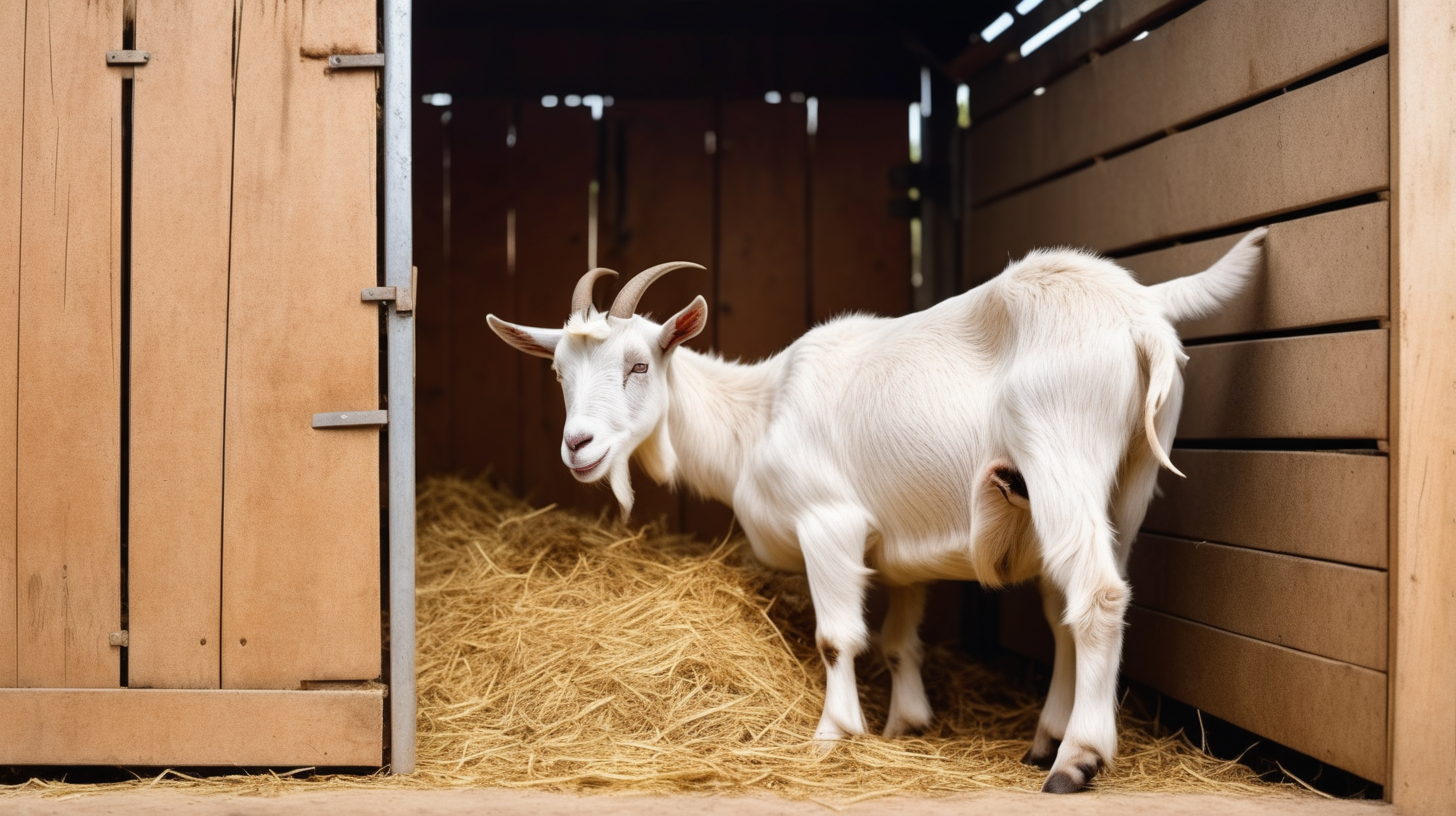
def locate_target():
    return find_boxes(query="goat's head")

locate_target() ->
[487,262,708,517]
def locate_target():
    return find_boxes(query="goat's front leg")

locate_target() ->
[881,583,932,737]
[797,505,874,743]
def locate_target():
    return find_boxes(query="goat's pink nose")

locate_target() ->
[566,433,594,453]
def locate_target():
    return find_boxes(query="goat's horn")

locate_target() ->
[609,262,706,319]
[571,267,619,316]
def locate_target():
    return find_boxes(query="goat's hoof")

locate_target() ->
[1040,757,1102,794]
[1021,743,1058,771]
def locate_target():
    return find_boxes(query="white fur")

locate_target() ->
[487,228,1266,790]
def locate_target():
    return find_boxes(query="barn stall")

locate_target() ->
[0,0,1453,813]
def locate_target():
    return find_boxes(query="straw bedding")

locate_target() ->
[4,476,1298,801]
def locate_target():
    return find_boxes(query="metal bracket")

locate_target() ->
[313,410,388,429]
[362,266,417,314]
[109,630,130,647]
[328,53,385,70]
[106,50,151,66]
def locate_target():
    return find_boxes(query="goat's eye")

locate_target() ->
[631,362,649,374]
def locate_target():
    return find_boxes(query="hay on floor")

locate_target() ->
[3,476,1300,801]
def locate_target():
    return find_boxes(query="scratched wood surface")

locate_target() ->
[126,0,234,690]
[221,0,380,688]
[16,0,125,689]
[0,0,24,688]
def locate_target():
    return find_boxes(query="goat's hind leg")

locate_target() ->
[881,583,932,737]
[1023,577,1075,769]
[797,504,875,743]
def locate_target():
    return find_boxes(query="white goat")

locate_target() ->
[487,228,1266,793]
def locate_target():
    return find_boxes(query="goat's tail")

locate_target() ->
[1136,324,1187,477]
[1148,227,1267,324]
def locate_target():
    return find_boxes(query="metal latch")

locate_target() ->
[109,630,129,647]
[328,53,385,70]
[313,410,388,429]
[106,50,150,66]
[362,266,417,314]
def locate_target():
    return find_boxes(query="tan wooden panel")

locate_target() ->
[1128,534,1387,670]
[967,56,1388,283]
[222,0,381,689]
[969,0,1191,119]
[1390,0,1456,809]
[126,0,234,690]
[1121,203,1389,340]
[1145,449,1388,568]
[1123,606,1387,783]
[0,0,24,688]
[1179,329,1388,440]
[0,688,382,765]
[973,0,1388,203]
[16,0,124,688]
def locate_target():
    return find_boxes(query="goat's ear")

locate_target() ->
[659,296,708,352]
[487,314,562,359]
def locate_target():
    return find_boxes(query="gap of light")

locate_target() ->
[765,90,782,104]
[920,68,932,117]
[1020,8,1080,57]
[1015,0,1044,14]
[1133,30,1150,41]
[806,97,819,135]
[541,95,559,108]
[980,12,1014,42]
[956,84,970,129]
[908,103,922,163]
[584,94,604,120]
[564,94,582,107]
[421,92,452,107]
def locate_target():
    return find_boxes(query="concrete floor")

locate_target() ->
[1,789,1390,816]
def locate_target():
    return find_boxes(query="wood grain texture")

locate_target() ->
[718,100,808,363]
[1123,606,1387,783]
[811,99,910,324]
[16,0,124,688]
[972,0,1388,203]
[1179,330,1388,440]
[1145,449,1388,568]
[969,0,1191,119]
[126,0,233,690]
[1121,203,1389,340]
[0,0,23,688]
[968,56,1389,283]
[0,688,382,765]
[222,0,380,688]
[1128,534,1387,670]
[1388,0,1456,809]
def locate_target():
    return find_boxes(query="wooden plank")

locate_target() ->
[1123,606,1387,783]
[222,0,380,689]
[1128,534,1387,670]
[969,0,1192,120]
[16,0,124,688]
[0,0,24,688]
[1121,203,1389,340]
[1145,449,1388,568]
[126,0,233,690]
[718,100,808,363]
[1389,0,1456,809]
[999,583,1054,665]
[968,56,1389,283]
[1179,330,1387,441]
[973,0,1388,203]
[413,102,451,479]
[945,0,1080,83]
[0,688,382,765]
[810,99,910,324]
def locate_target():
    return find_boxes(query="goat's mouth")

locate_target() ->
[571,453,608,476]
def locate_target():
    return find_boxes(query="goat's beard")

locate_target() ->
[608,455,634,522]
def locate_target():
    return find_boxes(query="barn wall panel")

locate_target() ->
[0,0,24,688]
[16,0,125,689]
[973,0,1388,203]
[413,103,451,479]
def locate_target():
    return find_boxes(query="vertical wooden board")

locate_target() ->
[1119,202,1389,340]
[509,106,600,511]
[999,583,1054,664]
[126,0,233,690]
[1390,0,1456,809]
[412,102,451,478]
[0,0,24,688]
[448,102,517,489]
[718,100,807,363]
[222,0,380,688]
[16,0,124,688]
[811,99,910,323]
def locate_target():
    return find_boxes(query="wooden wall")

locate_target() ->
[971,0,1393,786]
[414,97,911,535]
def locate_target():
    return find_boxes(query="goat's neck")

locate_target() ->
[663,347,779,505]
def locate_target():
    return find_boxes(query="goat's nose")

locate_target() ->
[565,433,594,453]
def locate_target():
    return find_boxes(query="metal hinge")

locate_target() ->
[313,410,388,429]
[328,53,385,70]
[106,50,150,66]
[362,266,417,314]
[109,630,129,647]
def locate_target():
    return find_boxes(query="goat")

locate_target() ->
[487,228,1266,793]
